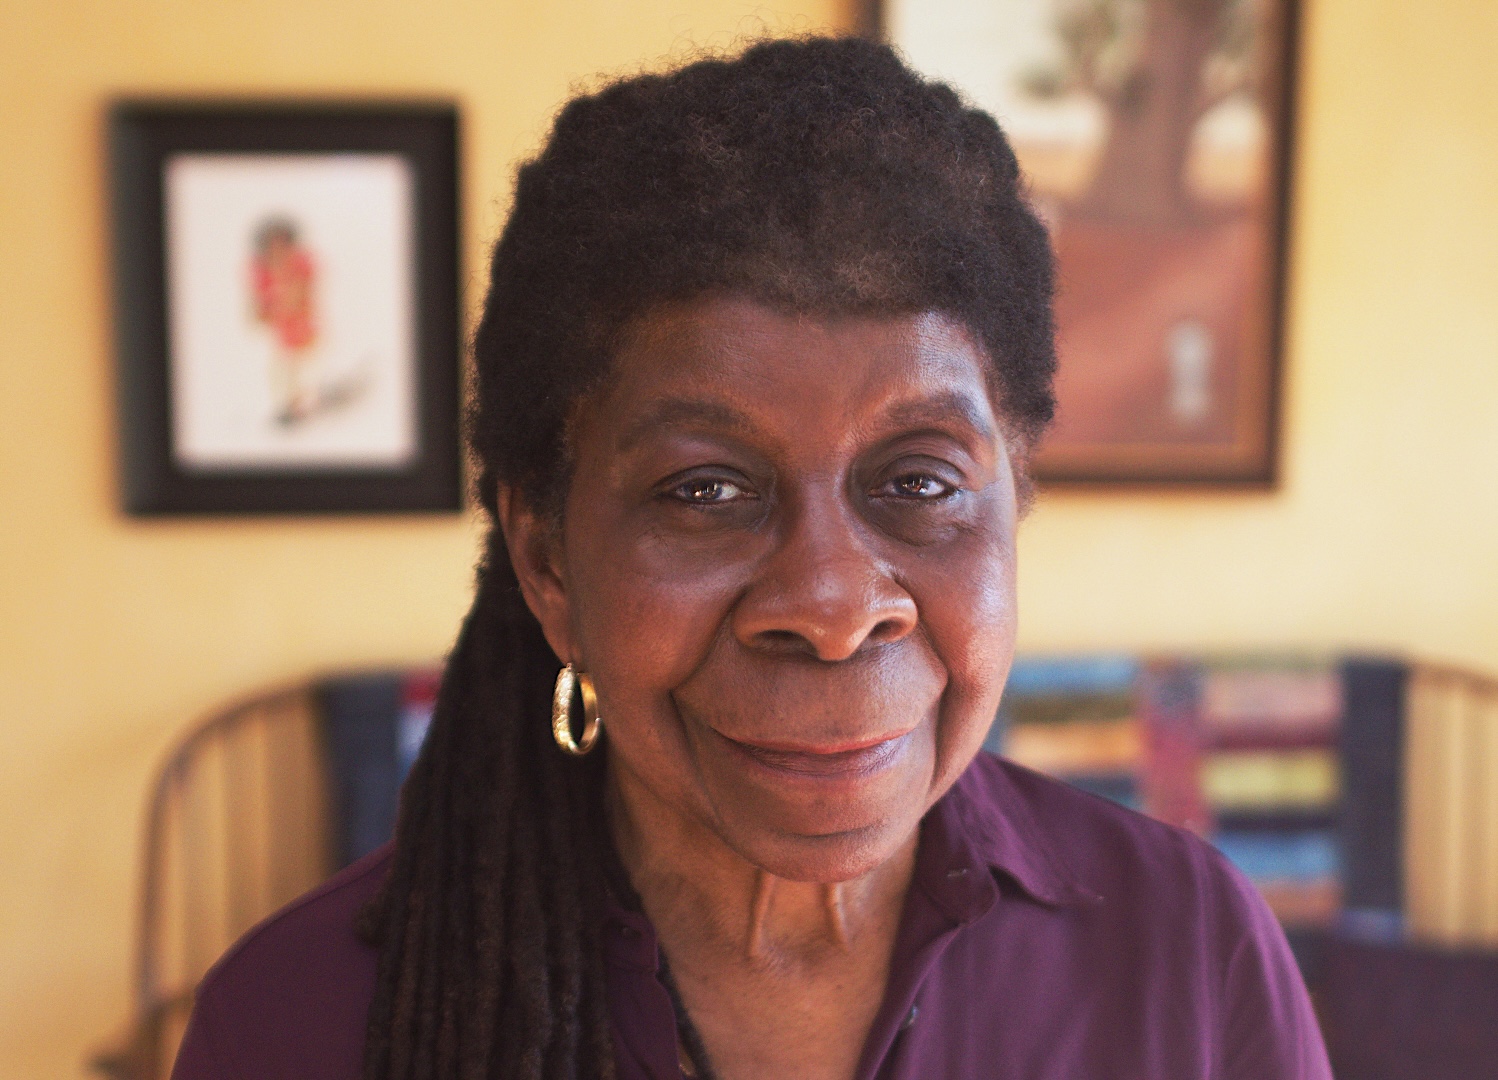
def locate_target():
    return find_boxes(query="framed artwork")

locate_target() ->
[878,0,1298,484]
[110,103,462,514]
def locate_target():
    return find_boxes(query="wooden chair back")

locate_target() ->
[1404,663,1498,946]
[93,683,335,1080]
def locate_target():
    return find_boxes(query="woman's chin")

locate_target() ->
[694,731,936,882]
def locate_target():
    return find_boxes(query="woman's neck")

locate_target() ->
[605,757,919,1080]
[606,758,917,972]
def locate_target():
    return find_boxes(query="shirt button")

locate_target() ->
[946,867,969,879]
[900,1005,919,1031]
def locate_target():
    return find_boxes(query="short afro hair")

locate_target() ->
[472,34,1057,517]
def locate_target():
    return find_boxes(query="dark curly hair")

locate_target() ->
[360,34,1057,1080]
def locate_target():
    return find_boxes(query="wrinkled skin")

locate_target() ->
[500,295,1022,1079]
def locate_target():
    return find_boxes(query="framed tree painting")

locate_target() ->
[879,0,1299,484]
[110,103,462,514]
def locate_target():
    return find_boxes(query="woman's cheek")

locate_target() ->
[918,543,1017,747]
[573,531,752,689]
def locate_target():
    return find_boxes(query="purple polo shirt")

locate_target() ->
[172,753,1331,1079]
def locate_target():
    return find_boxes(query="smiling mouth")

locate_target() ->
[716,729,914,779]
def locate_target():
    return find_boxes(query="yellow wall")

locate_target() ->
[1,1,1495,1078]
[0,3,846,1077]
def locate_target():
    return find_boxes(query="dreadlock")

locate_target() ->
[360,34,1058,1080]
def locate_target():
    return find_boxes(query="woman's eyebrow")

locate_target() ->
[881,390,997,441]
[616,397,757,451]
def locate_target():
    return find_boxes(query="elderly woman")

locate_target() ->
[172,36,1330,1080]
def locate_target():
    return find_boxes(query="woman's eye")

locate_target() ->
[670,477,750,505]
[885,472,956,499]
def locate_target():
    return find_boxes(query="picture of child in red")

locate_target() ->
[250,217,319,425]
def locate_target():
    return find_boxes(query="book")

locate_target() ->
[1215,809,1338,833]
[1201,658,1342,740]
[318,672,405,868]
[1139,661,1212,835]
[318,667,441,869]
[1003,691,1135,727]
[1201,749,1340,813]
[1256,880,1342,927]
[1001,655,1141,697]
[1214,829,1341,883]
[1005,718,1142,776]
[1338,657,1407,925]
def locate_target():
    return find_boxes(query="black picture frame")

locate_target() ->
[110,101,462,514]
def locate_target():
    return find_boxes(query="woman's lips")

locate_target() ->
[715,729,914,779]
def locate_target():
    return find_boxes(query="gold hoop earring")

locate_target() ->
[552,664,602,756]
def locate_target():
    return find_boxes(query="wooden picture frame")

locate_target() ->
[110,102,462,514]
[875,0,1299,486]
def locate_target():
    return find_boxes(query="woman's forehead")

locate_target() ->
[594,297,1002,446]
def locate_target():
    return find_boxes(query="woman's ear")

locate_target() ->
[495,484,576,664]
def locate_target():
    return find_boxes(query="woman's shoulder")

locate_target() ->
[955,752,1281,939]
[170,844,390,1080]
[923,757,1331,1077]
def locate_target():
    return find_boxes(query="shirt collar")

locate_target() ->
[924,754,1104,912]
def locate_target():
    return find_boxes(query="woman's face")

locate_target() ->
[509,296,1020,883]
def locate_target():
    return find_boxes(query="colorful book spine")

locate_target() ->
[1139,661,1212,836]
[1201,749,1340,813]
[1004,718,1141,776]
[1201,662,1341,736]
[1213,830,1341,881]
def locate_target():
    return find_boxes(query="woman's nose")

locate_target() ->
[731,497,918,662]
